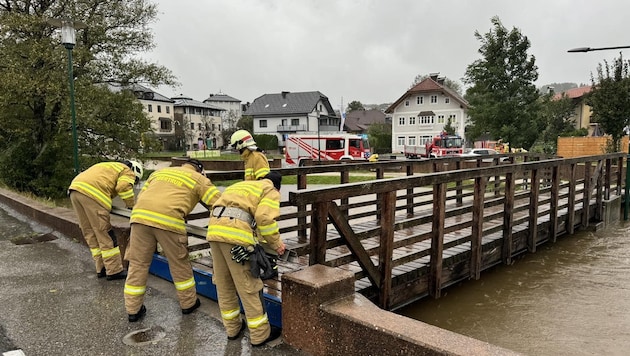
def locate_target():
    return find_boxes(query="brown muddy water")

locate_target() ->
[398,221,630,356]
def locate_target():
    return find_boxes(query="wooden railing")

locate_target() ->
[286,153,624,309]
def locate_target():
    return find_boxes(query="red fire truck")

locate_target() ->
[285,133,371,166]
[404,132,463,158]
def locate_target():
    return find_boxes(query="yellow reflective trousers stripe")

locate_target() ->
[247,313,269,329]
[174,277,195,291]
[90,247,101,257]
[101,246,120,259]
[221,308,241,321]
[124,284,146,296]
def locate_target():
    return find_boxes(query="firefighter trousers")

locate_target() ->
[69,191,123,276]
[209,241,270,344]
[124,223,197,314]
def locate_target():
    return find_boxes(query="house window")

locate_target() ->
[398,117,405,125]
[212,124,216,131]
[166,106,170,114]
[437,115,445,124]
[160,119,171,131]
[190,123,194,130]
[420,116,435,124]
[291,118,299,125]
[409,116,416,125]
[147,104,152,112]
[420,136,433,145]
[405,100,410,107]
[198,123,202,130]
[397,136,405,146]
[445,97,450,104]
[417,96,424,105]
[260,120,268,128]
[430,95,438,103]
[449,114,457,122]
[408,136,416,146]
[157,105,161,113]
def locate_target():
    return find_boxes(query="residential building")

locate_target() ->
[343,109,389,135]
[244,91,340,150]
[111,83,176,151]
[203,92,242,132]
[385,74,469,153]
[172,94,225,150]
[553,86,597,135]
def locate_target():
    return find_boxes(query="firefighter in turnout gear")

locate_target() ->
[69,160,143,280]
[124,159,221,322]
[206,171,284,346]
[230,130,270,180]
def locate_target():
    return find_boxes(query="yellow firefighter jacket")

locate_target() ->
[69,162,136,210]
[130,164,221,234]
[206,179,281,250]
[241,149,270,181]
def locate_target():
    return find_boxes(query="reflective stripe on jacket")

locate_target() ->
[68,162,136,210]
[241,149,270,181]
[206,178,281,250]
[131,165,220,234]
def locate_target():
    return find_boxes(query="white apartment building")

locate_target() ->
[386,74,469,153]
[172,95,225,150]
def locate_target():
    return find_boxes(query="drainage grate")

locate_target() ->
[10,232,58,245]
[122,326,166,346]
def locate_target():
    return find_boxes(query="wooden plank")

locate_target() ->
[549,166,559,242]
[528,169,539,252]
[502,172,515,264]
[429,182,446,298]
[567,164,576,234]
[378,191,396,309]
[327,202,381,287]
[309,201,329,265]
[583,161,592,227]
[470,176,486,280]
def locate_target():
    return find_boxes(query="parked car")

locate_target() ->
[461,148,502,162]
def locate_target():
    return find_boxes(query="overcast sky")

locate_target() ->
[146,0,630,107]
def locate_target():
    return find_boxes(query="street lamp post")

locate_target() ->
[568,45,630,220]
[49,19,86,174]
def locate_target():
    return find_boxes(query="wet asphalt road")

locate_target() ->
[0,202,307,356]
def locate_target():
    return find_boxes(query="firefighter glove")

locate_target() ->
[231,245,251,264]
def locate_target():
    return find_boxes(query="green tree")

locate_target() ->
[463,16,542,149]
[0,0,176,198]
[367,123,392,154]
[586,54,630,152]
[346,100,365,112]
[410,74,463,95]
[236,115,254,132]
[443,117,456,135]
[532,93,576,154]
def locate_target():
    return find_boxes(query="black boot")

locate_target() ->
[227,320,246,340]
[251,326,282,347]
[96,267,106,278]
[128,305,146,322]
[106,270,127,280]
[182,298,200,314]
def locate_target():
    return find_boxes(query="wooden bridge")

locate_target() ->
[116,152,626,325]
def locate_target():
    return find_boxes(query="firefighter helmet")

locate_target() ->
[264,171,282,190]
[186,158,204,173]
[230,130,256,150]
[125,160,143,182]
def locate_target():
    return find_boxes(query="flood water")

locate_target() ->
[398,221,630,356]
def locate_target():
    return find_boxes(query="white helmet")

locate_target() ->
[125,160,143,182]
[230,130,256,151]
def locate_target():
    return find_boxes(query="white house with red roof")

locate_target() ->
[385,74,469,153]
[553,86,597,135]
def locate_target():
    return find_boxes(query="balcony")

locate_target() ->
[277,124,307,132]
